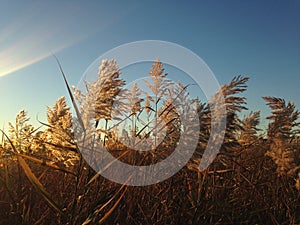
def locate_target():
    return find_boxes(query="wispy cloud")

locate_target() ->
[0,1,126,77]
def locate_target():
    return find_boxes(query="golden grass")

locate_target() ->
[0,60,299,224]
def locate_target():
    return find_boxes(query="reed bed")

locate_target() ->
[0,59,299,224]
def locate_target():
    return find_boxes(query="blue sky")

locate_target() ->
[0,0,299,131]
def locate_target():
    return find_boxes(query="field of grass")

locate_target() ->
[0,60,299,224]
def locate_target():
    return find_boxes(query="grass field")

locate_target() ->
[0,60,299,224]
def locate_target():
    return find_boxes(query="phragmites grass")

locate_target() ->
[263,97,300,177]
[8,110,35,154]
[239,111,261,145]
[44,96,78,167]
[0,59,299,224]
[190,76,249,170]
[73,59,125,129]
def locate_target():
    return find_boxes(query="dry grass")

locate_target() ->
[0,60,299,224]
